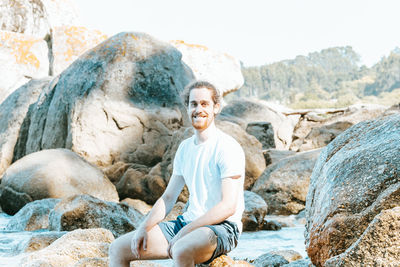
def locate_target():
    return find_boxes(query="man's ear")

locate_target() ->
[214,103,221,114]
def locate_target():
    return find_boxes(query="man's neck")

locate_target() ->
[194,122,217,144]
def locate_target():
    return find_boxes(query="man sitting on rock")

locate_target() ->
[109,80,245,267]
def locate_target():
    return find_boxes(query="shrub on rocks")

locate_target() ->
[305,114,400,266]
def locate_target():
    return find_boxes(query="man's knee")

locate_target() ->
[171,239,194,261]
[109,234,138,263]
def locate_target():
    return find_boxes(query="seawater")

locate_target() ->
[0,212,306,266]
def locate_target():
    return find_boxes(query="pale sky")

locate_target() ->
[73,0,400,67]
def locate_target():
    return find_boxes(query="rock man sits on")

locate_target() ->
[109,80,245,267]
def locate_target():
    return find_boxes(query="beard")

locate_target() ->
[191,113,214,131]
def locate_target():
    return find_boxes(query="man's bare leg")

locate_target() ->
[171,227,218,267]
[109,224,169,267]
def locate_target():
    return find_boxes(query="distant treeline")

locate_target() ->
[232,46,400,108]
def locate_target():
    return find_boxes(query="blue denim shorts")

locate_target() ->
[158,215,239,264]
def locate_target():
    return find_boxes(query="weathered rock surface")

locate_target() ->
[0,0,78,39]
[0,149,118,215]
[48,194,143,238]
[253,253,289,267]
[289,104,387,151]
[0,31,49,103]
[20,228,114,267]
[5,198,60,231]
[305,114,400,266]
[297,121,353,152]
[263,149,296,167]
[282,259,312,267]
[268,250,303,263]
[13,32,191,172]
[242,191,268,231]
[324,207,400,267]
[51,25,107,75]
[22,231,66,253]
[220,99,300,150]
[121,198,152,215]
[0,78,50,177]
[246,121,275,149]
[171,40,244,97]
[252,149,321,215]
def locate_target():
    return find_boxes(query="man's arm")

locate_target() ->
[131,174,185,257]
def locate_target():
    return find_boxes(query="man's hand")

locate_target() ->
[131,227,148,259]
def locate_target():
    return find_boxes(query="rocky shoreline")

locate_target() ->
[1,1,399,266]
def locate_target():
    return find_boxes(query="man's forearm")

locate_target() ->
[139,196,175,231]
[182,201,235,233]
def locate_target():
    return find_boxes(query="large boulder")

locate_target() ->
[0,78,50,177]
[48,194,143,238]
[0,149,118,215]
[13,32,192,170]
[51,25,108,75]
[171,40,244,97]
[305,114,400,266]
[0,31,49,103]
[252,149,321,215]
[242,191,268,231]
[325,207,400,266]
[220,99,300,150]
[20,228,114,267]
[5,198,60,231]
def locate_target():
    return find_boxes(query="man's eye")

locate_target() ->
[202,103,208,107]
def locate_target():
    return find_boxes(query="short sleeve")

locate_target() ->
[218,140,245,179]
[172,142,184,176]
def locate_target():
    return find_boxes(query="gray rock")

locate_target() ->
[252,149,321,215]
[0,149,118,215]
[242,191,268,231]
[290,104,387,152]
[0,0,78,39]
[263,149,296,167]
[5,198,60,231]
[282,259,312,267]
[48,194,143,238]
[268,250,303,262]
[253,253,289,267]
[0,78,50,177]
[305,114,400,266]
[220,99,300,150]
[246,122,275,149]
[297,121,353,152]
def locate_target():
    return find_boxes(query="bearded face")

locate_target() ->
[187,88,220,131]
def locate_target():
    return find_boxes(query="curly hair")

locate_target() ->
[181,80,221,106]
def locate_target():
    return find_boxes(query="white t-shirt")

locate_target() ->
[172,128,245,232]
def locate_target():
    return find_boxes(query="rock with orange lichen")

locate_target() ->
[51,26,108,75]
[171,40,244,98]
[0,31,49,103]
[10,33,193,201]
[208,255,254,267]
